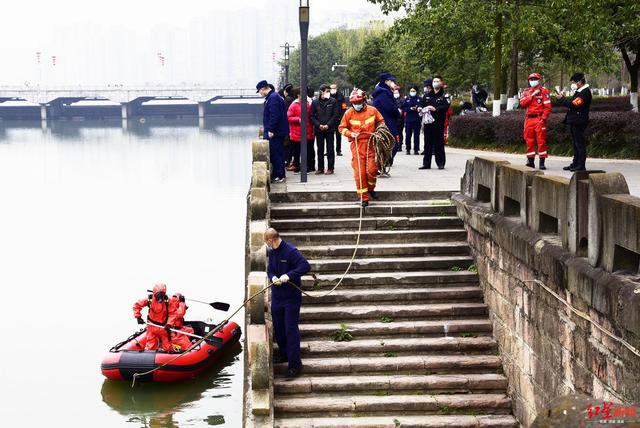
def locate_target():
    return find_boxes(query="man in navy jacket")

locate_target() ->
[257,80,289,183]
[372,72,401,167]
[264,227,310,379]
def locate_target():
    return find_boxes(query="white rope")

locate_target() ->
[524,279,640,359]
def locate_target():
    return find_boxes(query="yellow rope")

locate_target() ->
[130,123,390,384]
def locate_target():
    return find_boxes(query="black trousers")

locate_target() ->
[423,123,446,168]
[334,129,343,154]
[405,121,421,152]
[291,141,301,170]
[306,139,316,171]
[570,124,587,168]
[316,132,335,171]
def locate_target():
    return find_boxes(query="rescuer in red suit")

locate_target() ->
[133,283,171,351]
[167,293,195,352]
[519,72,552,170]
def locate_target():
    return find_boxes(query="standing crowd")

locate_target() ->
[257,69,592,202]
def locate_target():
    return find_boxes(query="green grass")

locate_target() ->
[393,418,401,428]
[459,332,478,338]
[380,316,394,323]
[438,405,452,415]
[450,266,462,272]
[383,351,397,358]
[374,390,390,396]
[468,264,478,273]
[332,323,353,342]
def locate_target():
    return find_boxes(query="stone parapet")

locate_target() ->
[244,138,274,427]
[454,157,640,426]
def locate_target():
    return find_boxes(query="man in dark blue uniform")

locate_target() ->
[403,85,422,155]
[257,80,289,183]
[264,227,310,379]
[372,72,401,170]
[419,75,450,170]
[556,72,592,172]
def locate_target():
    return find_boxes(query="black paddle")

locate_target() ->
[145,290,230,312]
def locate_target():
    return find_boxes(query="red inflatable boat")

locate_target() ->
[101,320,241,382]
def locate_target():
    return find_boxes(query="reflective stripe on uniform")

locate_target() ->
[349,119,362,125]
[543,100,551,104]
[526,152,536,156]
[365,117,375,125]
[539,151,547,155]
[342,129,350,136]
[356,188,368,194]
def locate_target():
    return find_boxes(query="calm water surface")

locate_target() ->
[0,117,258,427]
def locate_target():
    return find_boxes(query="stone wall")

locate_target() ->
[453,157,640,427]
[243,139,273,428]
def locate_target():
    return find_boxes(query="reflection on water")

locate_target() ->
[101,343,242,428]
[0,118,256,427]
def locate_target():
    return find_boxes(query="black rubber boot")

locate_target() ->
[526,158,535,168]
[539,158,546,170]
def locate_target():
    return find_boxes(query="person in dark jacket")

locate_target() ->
[330,84,347,156]
[394,86,405,157]
[556,72,592,171]
[419,75,450,170]
[311,84,340,174]
[403,85,422,155]
[265,227,310,379]
[372,72,401,170]
[257,80,289,183]
[472,84,488,112]
[280,84,295,168]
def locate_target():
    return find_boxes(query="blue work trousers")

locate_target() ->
[269,136,286,180]
[271,295,302,370]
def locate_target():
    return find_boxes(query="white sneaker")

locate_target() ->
[273,177,286,183]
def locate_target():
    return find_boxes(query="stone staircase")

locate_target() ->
[269,192,517,428]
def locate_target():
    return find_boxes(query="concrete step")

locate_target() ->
[274,355,503,376]
[297,241,470,259]
[298,319,494,338]
[274,393,512,416]
[300,300,487,321]
[274,415,518,428]
[309,255,475,273]
[303,270,478,289]
[281,228,467,245]
[270,191,454,204]
[271,201,457,219]
[271,215,463,231]
[295,336,497,357]
[302,289,486,305]
[275,373,508,395]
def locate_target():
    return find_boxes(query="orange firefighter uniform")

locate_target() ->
[519,74,552,160]
[338,92,385,202]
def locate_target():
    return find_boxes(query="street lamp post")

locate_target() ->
[299,0,310,183]
[284,42,290,84]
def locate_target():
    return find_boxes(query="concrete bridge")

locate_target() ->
[244,142,640,427]
[0,85,259,120]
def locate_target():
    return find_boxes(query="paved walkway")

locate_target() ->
[274,145,640,196]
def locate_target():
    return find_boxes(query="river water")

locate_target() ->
[0,117,258,427]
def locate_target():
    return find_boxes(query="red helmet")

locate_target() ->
[528,72,542,80]
[349,88,366,104]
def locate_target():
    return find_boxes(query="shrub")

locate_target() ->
[448,111,640,159]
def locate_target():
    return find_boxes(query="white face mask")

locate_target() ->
[410,91,417,97]
[330,89,337,95]
[529,80,540,87]
[323,92,331,99]
[393,92,400,99]
[570,83,578,91]
[432,81,442,90]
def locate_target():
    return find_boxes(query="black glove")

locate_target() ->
[164,324,172,332]
[136,317,145,325]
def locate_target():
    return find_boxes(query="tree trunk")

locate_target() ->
[493,0,503,116]
[621,46,639,112]
[508,37,518,98]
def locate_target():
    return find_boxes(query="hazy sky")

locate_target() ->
[0,0,396,87]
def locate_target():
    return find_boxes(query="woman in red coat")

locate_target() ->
[287,87,316,173]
